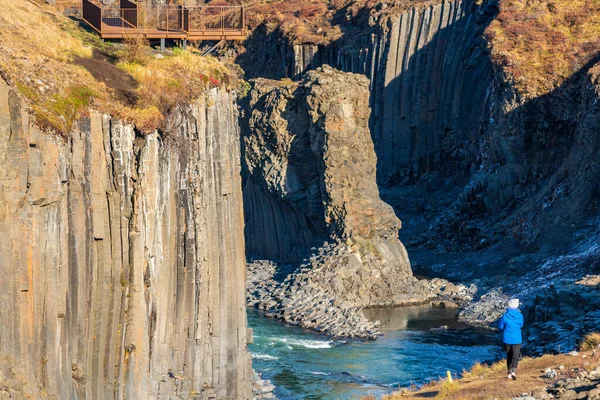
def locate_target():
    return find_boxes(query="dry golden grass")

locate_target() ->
[116,47,233,131]
[580,332,600,351]
[0,0,238,135]
[379,352,599,400]
[486,0,600,98]
[0,0,103,133]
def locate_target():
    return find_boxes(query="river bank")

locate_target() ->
[382,343,600,400]
[248,305,502,399]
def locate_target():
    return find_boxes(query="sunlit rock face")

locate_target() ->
[243,66,410,273]
[0,80,252,400]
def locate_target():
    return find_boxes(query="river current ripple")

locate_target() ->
[248,305,502,399]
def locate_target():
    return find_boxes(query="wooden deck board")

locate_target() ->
[99,21,245,40]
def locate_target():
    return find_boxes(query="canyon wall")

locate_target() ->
[368,0,495,185]
[242,67,472,338]
[0,79,252,400]
[438,54,600,248]
[240,0,496,185]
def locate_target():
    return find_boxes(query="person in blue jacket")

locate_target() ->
[498,298,524,380]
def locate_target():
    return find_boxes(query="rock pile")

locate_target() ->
[525,365,600,400]
[247,248,476,339]
[252,370,276,400]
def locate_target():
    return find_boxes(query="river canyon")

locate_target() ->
[0,0,599,399]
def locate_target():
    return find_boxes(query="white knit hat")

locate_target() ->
[508,298,519,309]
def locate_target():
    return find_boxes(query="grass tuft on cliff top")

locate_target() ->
[0,0,100,133]
[0,0,236,135]
[116,41,233,131]
[486,0,600,99]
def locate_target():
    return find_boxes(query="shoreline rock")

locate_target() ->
[252,370,276,400]
[247,249,475,339]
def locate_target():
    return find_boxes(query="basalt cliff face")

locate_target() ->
[242,67,472,338]
[240,0,495,185]
[239,0,600,353]
[0,79,251,399]
[243,66,407,264]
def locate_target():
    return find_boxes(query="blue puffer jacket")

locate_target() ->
[498,308,523,345]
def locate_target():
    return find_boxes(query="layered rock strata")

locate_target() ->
[242,67,473,337]
[0,79,251,399]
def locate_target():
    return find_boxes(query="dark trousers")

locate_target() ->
[504,343,521,374]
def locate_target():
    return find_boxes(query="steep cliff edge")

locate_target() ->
[242,67,472,338]
[0,79,251,399]
[0,3,252,398]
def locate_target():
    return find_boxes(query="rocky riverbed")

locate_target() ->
[457,234,600,355]
[246,246,477,339]
[538,363,600,400]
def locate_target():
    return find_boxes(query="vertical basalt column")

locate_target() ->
[0,79,251,399]
[368,0,493,185]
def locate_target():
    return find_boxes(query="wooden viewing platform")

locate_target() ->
[82,0,247,41]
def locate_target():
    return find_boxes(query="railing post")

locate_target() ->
[222,6,224,31]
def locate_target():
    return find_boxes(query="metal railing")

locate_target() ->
[120,0,138,28]
[82,0,246,38]
[185,6,245,32]
[82,0,101,33]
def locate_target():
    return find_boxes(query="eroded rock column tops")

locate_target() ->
[0,79,252,399]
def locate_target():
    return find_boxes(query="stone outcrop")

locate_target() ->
[243,66,408,263]
[0,79,251,399]
[242,67,473,337]
[240,0,496,185]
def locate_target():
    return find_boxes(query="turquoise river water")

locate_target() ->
[248,305,503,399]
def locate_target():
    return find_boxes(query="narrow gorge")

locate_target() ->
[1,0,599,398]
[239,0,600,368]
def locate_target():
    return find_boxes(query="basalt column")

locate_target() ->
[370,0,495,185]
[0,80,252,400]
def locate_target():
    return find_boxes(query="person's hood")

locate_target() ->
[505,308,521,320]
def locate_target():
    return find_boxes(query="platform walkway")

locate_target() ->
[82,0,247,41]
